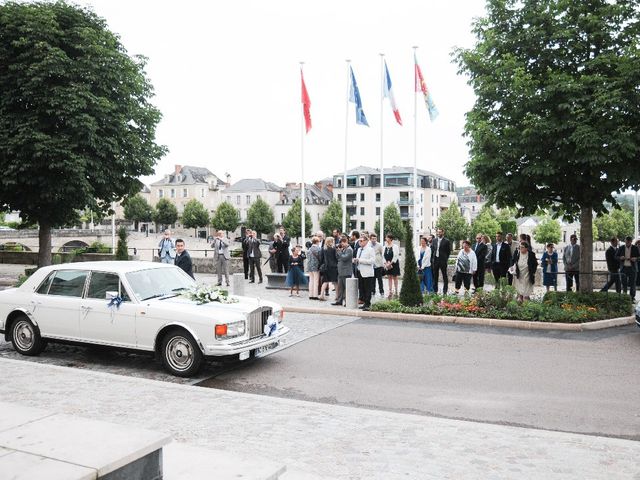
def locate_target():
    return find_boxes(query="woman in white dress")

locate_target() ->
[511,241,538,302]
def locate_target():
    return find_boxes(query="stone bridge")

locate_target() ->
[0,229,114,252]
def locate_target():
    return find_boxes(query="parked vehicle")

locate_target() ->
[0,262,288,376]
[635,303,640,328]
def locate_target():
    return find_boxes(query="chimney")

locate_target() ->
[174,164,182,176]
[314,181,322,190]
[225,172,231,187]
[326,183,333,194]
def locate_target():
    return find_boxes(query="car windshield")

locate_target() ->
[125,267,196,301]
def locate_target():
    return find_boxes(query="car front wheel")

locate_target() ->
[11,315,45,356]
[160,329,203,377]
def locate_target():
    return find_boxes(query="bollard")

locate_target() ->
[345,277,359,310]
[232,273,245,297]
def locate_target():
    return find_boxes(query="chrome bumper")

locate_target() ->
[203,325,290,356]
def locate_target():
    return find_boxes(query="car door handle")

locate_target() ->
[81,306,92,311]
[30,300,42,305]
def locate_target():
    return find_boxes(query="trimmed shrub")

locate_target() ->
[399,222,423,307]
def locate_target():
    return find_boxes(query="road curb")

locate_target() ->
[283,306,636,331]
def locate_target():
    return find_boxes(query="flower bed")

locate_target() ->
[370,288,632,323]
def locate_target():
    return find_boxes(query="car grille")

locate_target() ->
[247,307,273,339]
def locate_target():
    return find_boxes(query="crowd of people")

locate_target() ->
[158,225,640,307]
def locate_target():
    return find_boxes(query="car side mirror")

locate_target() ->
[106,291,119,300]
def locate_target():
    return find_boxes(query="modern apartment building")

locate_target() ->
[332,166,457,234]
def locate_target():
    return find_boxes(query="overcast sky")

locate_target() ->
[78,0,487,188]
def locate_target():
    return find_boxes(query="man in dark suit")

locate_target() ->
[277,227,290,273]
[246,230,263,283]
[431,228,452,294]
[174,239,194,279]
[617,236,639,301]
[241,229,251,279]
[491,231,511,287]
[472,233,488,291]
[600,237,621,294]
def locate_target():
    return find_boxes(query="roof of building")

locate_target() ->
[223,178,283,193]
[150,166,225,186]
[278,183,333,205]
[333,165,455,182]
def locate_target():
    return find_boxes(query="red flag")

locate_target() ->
[301,69,312,133]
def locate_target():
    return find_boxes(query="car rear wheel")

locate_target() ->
[11,315,45,356]
[160,329,203,377]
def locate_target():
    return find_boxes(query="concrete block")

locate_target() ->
[0,450,96,480]
[345,277,359,310]
[232,273,244,297]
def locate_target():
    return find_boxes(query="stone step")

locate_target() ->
[277,468,333,479]
[163,442,287,480]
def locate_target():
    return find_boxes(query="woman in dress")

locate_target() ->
[512,241,538,302]
[319,237,338,301]
[417,236,433,294]
[454,240,477,295]
[285,245,307,296]
[383,234,400,299]
[541,243,558,292]
[306,236,322,300]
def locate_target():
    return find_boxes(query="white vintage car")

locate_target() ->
[0,261,289,376]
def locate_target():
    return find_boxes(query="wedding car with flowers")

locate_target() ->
[0,261,289,376]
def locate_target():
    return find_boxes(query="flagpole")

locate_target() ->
[342,59,351,234]
[412,46,420,249]
[379,53,385,241]
[300,62,306,246]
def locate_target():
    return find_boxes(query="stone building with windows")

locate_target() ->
[148,165,227,214]
[273,181,333,234]
[222,179,284,222]
[332,166,457,234]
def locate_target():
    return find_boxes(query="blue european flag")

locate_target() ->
[349,66,369,127]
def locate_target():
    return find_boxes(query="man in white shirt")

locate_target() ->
[353,234,375,310]
[369,233,385,297]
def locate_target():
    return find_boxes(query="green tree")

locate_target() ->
[319,201,343,235]
[0,2,165,266]
[470,207,501,238]
[246,198,275,237]
[533,217,562,245]
[123,194,154,230]
[374,204,404,242]
[594,208,634,244]
[282,199,312,241]
[436,203,469,247]
[115,226,128,260]
[181,199,210,236]
[399,221,423,307]
[456,0,640,292]
[211,201,240,236]
[153,199,178,228]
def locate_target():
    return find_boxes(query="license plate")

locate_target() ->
[254,342,279,358]
[239,351,250,361]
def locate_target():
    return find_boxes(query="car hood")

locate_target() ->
[143,295,280,318]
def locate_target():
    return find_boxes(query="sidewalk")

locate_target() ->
[1,358,639,479]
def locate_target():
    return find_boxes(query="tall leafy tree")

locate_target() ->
[211,201,240,236]
[0,2,165,266]
[374,204,404,241]
[319,200,343,235]
[456,0,640,291]
[533,217,562,245]
[436,203,469,247]
[282,199,312,241]
[470,206,501,238]
[181,199,210,236]
[153,198,178,229]
[123,194,154,230]
[594,208,634,243]
[245,198,275,237]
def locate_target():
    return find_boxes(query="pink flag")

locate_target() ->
[301,69,312,133]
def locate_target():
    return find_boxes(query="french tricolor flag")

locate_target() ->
[383,61,402,126]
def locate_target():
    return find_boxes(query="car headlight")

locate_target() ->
[215,320,246,339]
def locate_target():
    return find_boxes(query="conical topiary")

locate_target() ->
[399,221,423,306]
[115,226,129,260]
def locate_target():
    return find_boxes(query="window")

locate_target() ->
[257,194,261,200]
[337,178,342,187]
[360,221,365,230]
[87,272,130,301]
[337,194,342,201]
[376,193,380,202]
[360,193,365,201]
[46,270,88,297]
[385,176,410,187]
[170,189,176,198]
[246,195,251,205]
[346,177,357,187]
[359,177,365,186]
[158,189,164,198]
[226,196,231,203]
[182,188,188,198]
[281,213,285,220]
[376,207,380,215]
[346,193,356,202]
[236,195,241,205]
[360,207,365,215]
[200,188,205,198]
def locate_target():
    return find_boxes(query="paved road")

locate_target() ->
[200,319,640,440]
